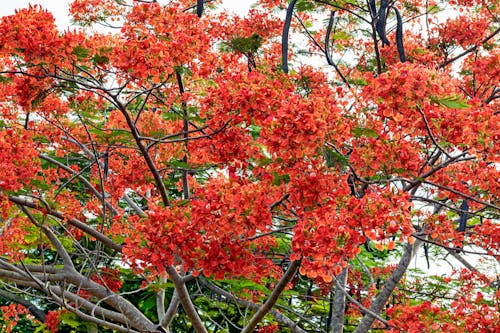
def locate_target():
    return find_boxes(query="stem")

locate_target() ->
[438,27,500,69]
[9,195,122,252]
[446,248,478,272]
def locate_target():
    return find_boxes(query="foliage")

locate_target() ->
[0,0,499,332]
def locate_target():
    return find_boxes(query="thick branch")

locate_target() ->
[159,289,180,329]
[353,240,423,333]
[331,267,348,333]
[0,276,140,331]
[241,259,301,333]
[165,267,207,333]
[0,289,46,321]
[9,196,122,252]
[201,279,306,333]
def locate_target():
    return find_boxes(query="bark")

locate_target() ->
[331,267,348,333]
[165,267,208,333]
[64,268,157,331]
[241,260,301,333]
[353,239,423,333]
[0,278,139,331]
[202,279,306,333]
[0,289,46,321]
[159,289,180,329]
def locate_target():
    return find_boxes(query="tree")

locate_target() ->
[0,0,498,332]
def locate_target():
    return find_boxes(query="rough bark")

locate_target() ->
[165,267,208,333]
[241,260,301,333]
[353,239,423,333]
[331,267,348,333]
[202,279,306,333]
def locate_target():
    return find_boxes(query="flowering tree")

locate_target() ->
[0,0,499,332]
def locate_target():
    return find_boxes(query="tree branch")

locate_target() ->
[165,267,207,333]
[445,248,478,272]
[0,289,46,322]
[438,27,500,68]
[201,279,306,333]
[17,205,74,269]
[159,289,180,330]
[39,154,118,215]
[353,239,423,333]
[332,275,392,329]
[241,259,301,333]
[9,196,122,252]
[331,267,348,333]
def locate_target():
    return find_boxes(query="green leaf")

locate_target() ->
[72,45,91,61]
[139,295,157,315]
[31,89,52,109]
[272,172,290,186]
[431,95,470,109]
[427,4,442,14]
[224,278,270,295]
[348,77,367,86]
[351,127,378,138]
[0,74,12,84]
[174,65,193,76]
[332,30,351,41]
[295,0,316,12]
[228,33,262,54]
[92,53,109,65]
[168,160,190,169]
[248,124,261,139]
[58,311,82,329]
[323,146,349,168]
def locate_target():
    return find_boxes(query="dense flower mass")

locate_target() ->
[0,0,498,332]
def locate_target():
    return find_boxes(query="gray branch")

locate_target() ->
[331,267,348,333]
[159,289,180,330]
[353,239,423,333]
[202,279,306,333]
[241,259,301,333]
[0,289,46,321]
